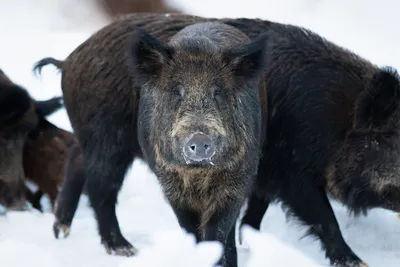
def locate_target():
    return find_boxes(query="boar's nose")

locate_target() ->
[183,133,216,162]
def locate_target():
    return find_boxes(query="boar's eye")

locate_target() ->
[212,86,222,98]
[214,88,221,97]
[212,86,225,104]
[172,84,184,99]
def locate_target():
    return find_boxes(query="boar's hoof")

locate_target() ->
[183,132,216,164]
[53,221,71,239]
[102,239,138,257]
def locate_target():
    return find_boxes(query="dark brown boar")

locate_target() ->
[32,15,268,265]
[98,0,181,20]
[238,28,400,267]
[0,69,39,212]
[33,13,400,267]
[131,22,268,267]
[1,68,64,214]
[32,15,269,249]
[23,117,77,211]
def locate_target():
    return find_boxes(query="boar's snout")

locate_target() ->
[183,132,216,164]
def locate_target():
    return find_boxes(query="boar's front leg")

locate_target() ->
[172,207,201,241]
[203,204,241,267]
[282,185,366,267]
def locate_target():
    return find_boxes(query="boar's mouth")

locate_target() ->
[182,155,215,166]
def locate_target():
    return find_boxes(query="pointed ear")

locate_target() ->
[129,27,173,83]
[354,66,400,129]
[223,33,268,80]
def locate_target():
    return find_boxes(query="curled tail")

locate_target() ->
[33,57,64,77]
[32,57,65,117]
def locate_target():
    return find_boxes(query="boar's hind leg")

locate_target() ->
[53,144,85,239]
[204,204,241,267]
[283,186,365,267]
[82,125,137,256]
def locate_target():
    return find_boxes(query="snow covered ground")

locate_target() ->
[0,0,399,266]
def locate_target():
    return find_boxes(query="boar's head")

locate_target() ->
[328,66,400,214]
[130,27,268,169]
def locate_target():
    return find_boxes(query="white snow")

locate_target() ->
[0,0,399,266]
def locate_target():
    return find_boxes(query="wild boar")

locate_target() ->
[239,25,400,267]
[23,117,77,211]
[130,22,268,266]
[35,19,268,267]
[32,14,268,245]
[0,69,62,212]
[33,12,400,267]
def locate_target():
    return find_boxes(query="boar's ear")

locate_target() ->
[223,33,268,80]
[354,66,400,129]
[129,27,173,80]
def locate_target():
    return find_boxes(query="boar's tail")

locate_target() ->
[35,96,64,118]
[33,57,64,77]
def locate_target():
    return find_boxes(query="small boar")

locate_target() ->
[131,22,268,266]
[34,13,400,267]
[23,117,77,211]
[0,69,62,212]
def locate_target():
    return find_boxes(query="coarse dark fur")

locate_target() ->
[23,117,77,211]
[130,22,268,266]
[33,13,400,267]
[0,69,63,212]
